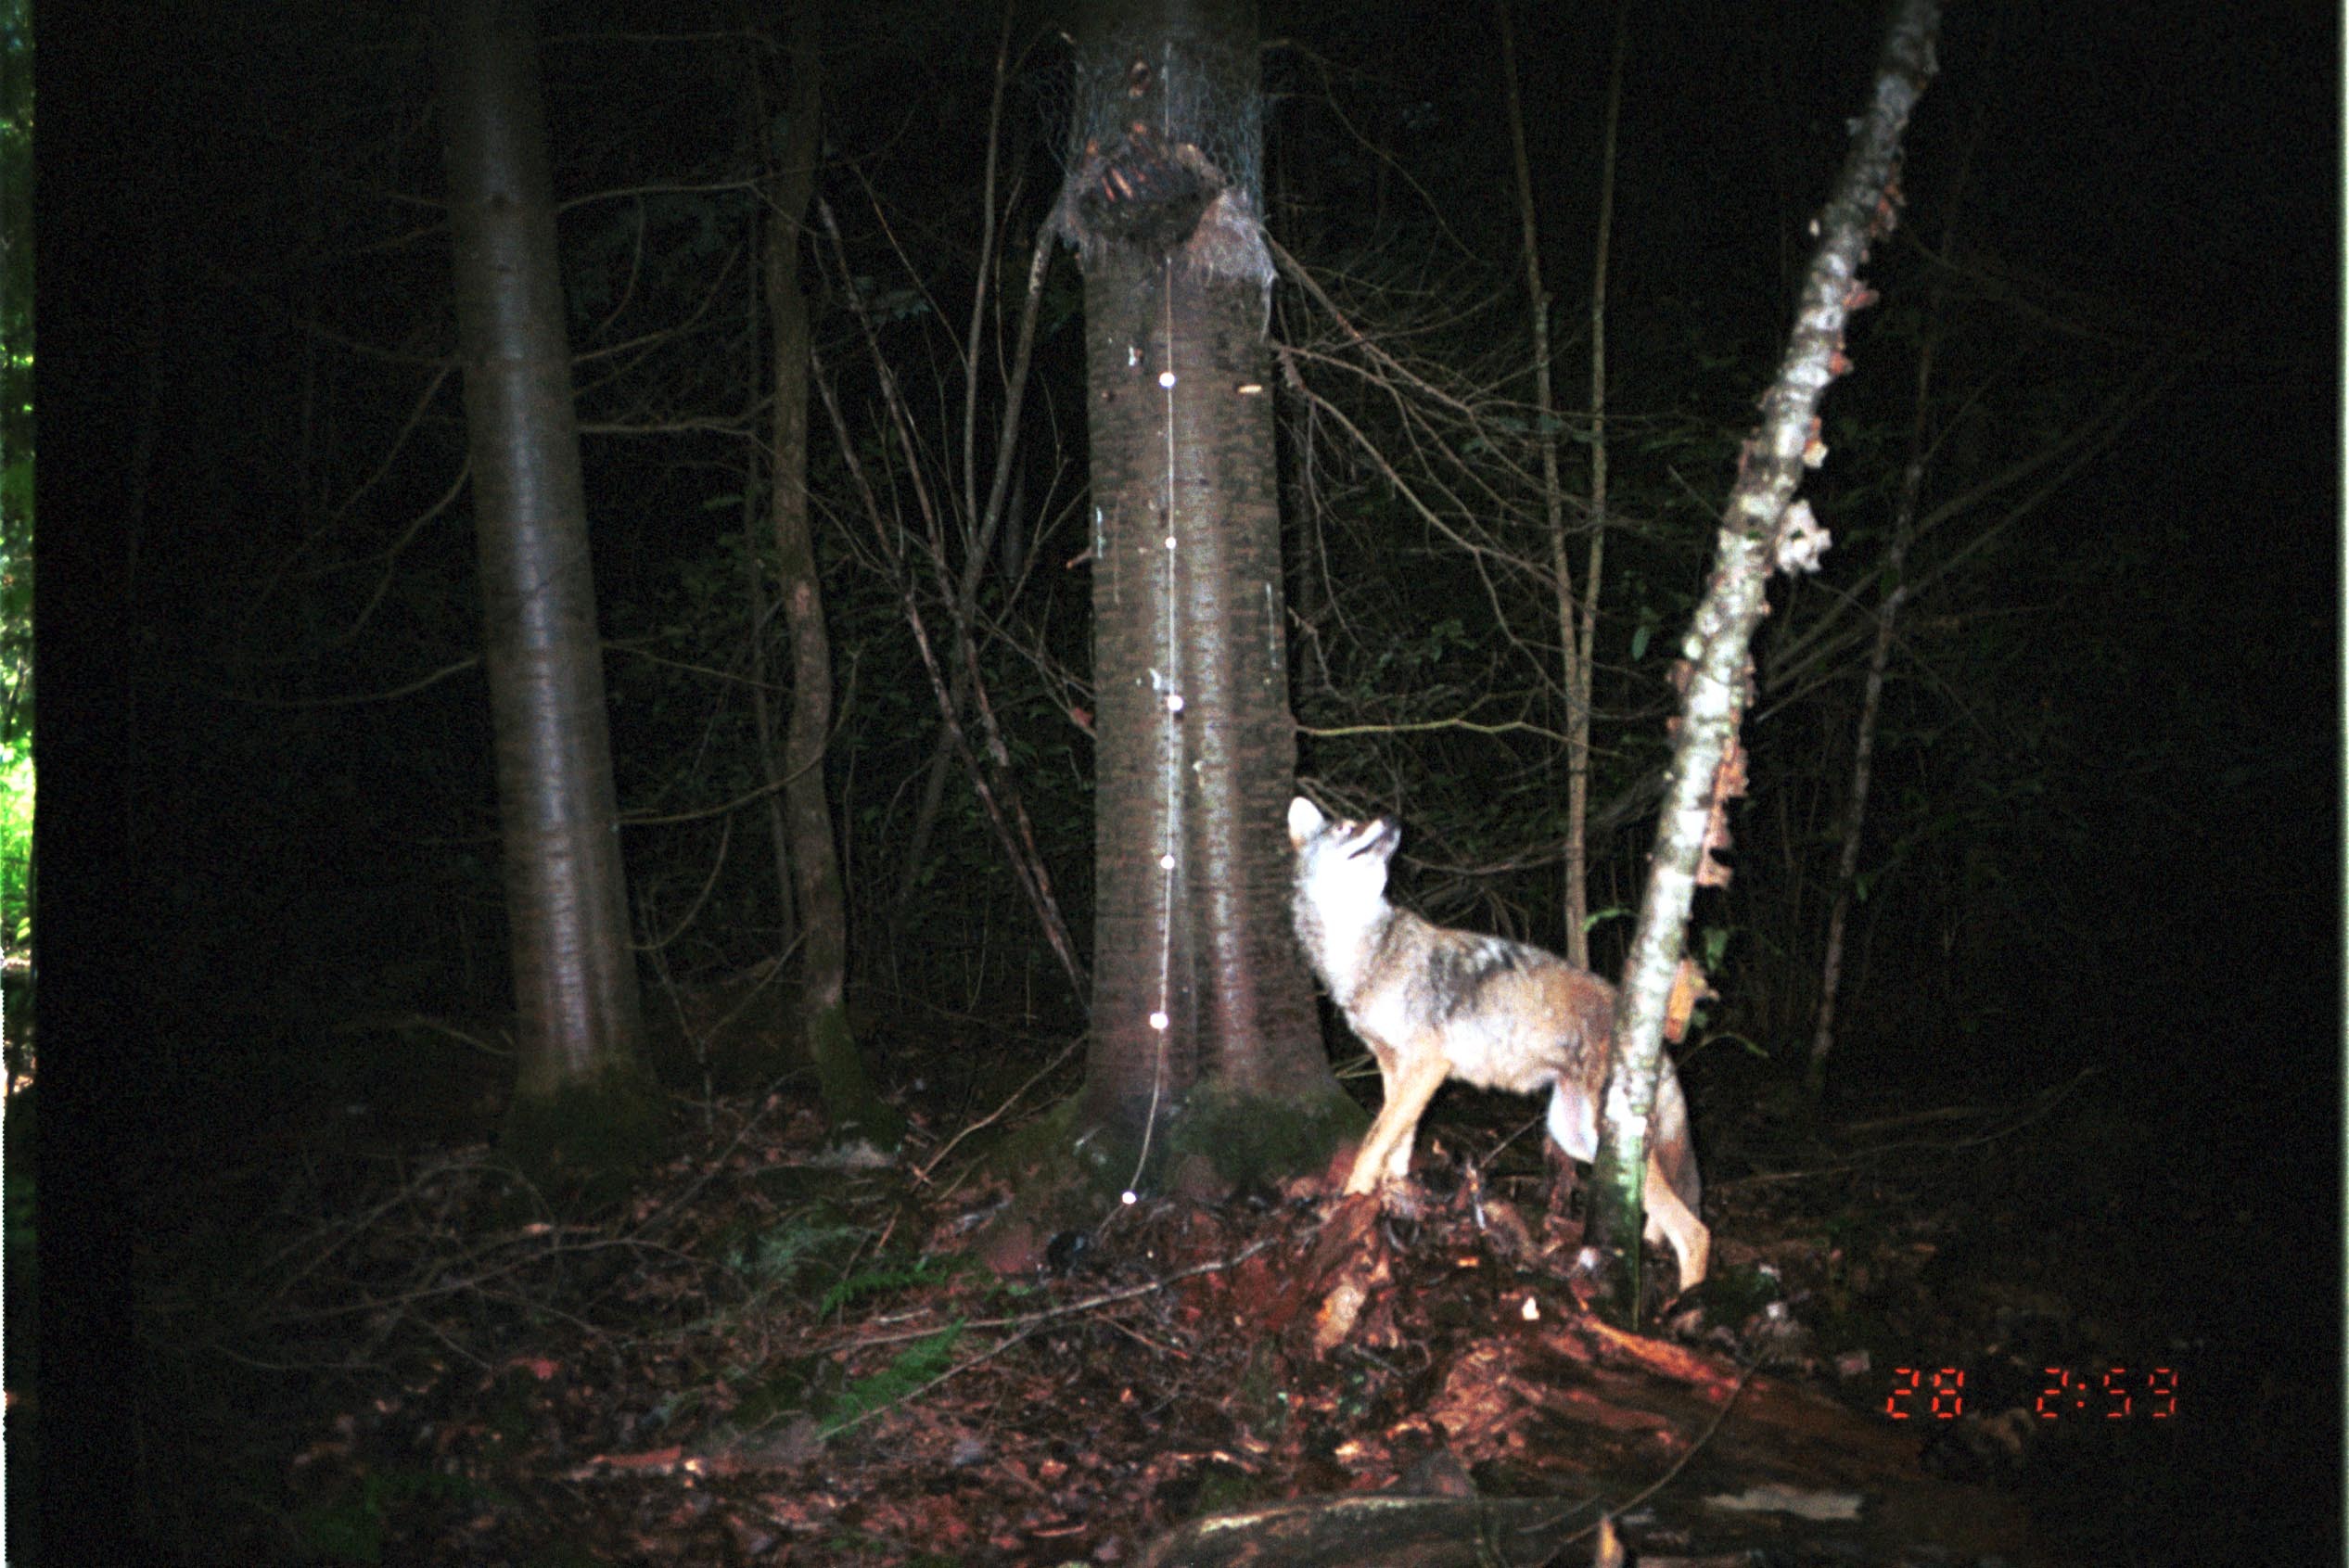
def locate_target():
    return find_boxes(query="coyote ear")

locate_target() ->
[1287,797,1324,848]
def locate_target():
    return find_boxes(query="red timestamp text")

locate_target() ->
[1884,1365,2179,1421]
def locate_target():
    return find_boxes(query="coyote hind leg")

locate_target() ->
[1641,1153,1710,1294]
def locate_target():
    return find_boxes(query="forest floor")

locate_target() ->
[132,998,2331,1567]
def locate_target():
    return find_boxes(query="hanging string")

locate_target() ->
[1119,51,1185,1209]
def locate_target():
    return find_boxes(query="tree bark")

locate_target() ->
[1808,122,1980,1099]
[1572,4,1630,973]
[1054,0,1351,1198]
[760,3,894,1144]
[1586,0,1939,1319]
[1496,0,1588,968]
[436,0,648,1159]
[1806,472,1910,1099]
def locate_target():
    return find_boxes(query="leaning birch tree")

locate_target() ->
[1585,0,1940,1317]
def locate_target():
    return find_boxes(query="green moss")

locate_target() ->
[1188,1459,1270,1516]
[988,1093,1083,1173]
[1160,1077,1361,1190]
[985,1077,1361,1220]
[496,1062,668,1212]
[1232,1341,1291,1442]
[805,999,905,1150]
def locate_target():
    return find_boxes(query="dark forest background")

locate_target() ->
[30,0,2342,1560]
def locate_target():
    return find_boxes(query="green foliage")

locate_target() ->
[820,1321,964,1435]
[0,0,29,959]
[723,1207,867,1290]
[0,746,28,947]
[1367,615,1472,679]
[294,1468,504,1565]
[816,1253,968,1317]
[1579,903,1630,937]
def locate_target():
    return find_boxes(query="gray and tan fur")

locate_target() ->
[1289,797,1709,1293]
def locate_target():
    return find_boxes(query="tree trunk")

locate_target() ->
[1806,483,1909,1099]
[1808,120,1980,1101]
[760,3,895,1146]
[1495,0,1586,967]
[741,508,798,963]
[1053,0,1352,1200]
[1572,4,1630,973]
[1586,0,1939,1319]
[436,0,656,1179]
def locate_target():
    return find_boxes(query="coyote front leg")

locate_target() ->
[1343,1042,1450,1195]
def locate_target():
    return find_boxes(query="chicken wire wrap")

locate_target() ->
[1048,12,1274,293]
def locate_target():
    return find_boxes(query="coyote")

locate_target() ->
[1288,797,1709,1293]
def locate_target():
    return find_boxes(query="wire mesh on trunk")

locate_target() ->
[1049,19,1273,292]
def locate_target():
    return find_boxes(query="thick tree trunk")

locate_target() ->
[436,0,649,1165]
[1055,0,1351,1199]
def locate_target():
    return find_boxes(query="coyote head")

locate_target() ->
[1288,797,1399,916]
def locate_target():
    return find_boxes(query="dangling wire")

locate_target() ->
[1119,50,1184,1210]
